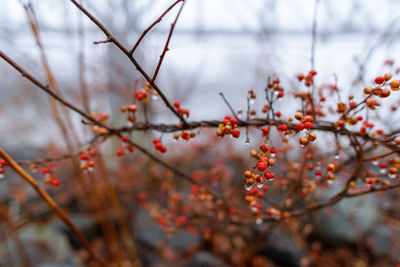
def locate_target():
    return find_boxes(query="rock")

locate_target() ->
[262,226,305,267]
[311,181,379,245]
[0,224,81,267]
[184,252,230,267]
[50,214,99,248]
[134,210,200,250]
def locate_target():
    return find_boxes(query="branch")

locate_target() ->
[129,0,183,55]
[69,0,188,125]
[0,149,105,266]
[151,0,186,83]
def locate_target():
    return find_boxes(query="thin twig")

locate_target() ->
[151,0,185,83]
[129,0,183,55]
[69,0,188,125]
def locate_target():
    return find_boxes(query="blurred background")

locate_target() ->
[1,0,400,266]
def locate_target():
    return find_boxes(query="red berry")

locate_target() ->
[0,159,7,166]
[309,70,317,76]
[262,127,270,136]
[152,138,160,144]
[89,149,97,157]
[116,149,124,157]
[257,191,264,198]
[374,76,385,84]
[303,122,313,129]
[183,109,190,117]
[51,179,60,187]
[260,144,268,152]
[174,101,180,108]
[42,168,50,174]
[155,142,163,151]
[121,136,129,142]
[262,185,269,192]
[275,111,281,117]
[160,146,167,153]
[0,168,4,174]
[257,162,267,172]
[296,123,304,131]
[230,118,238,125]
[80,154,88,161]
[232,128,240,138]
[297,74,305,81]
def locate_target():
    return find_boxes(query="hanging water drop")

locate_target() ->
[250,99,255,105]
[245,184,253,191]
[388,173,396,179]
[256,218,263,225]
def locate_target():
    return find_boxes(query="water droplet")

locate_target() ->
[152,94,159,101]
[245,141,250,146]
[250,99,255,105]
[245,184,253,191]
[270,153,276,158]
[256,218,263,225]
[173,139,177,143]
[379,169,387,174]
[237,113,242,119]
[0,174,4,179]
[127,122,133,127]
[388,173,397,179]
[257,182,264,188]
[300,144,306,148]
[372,160,379,166]
[88,167,94,172]
[251,207,258,212]
[334,154,340,160]
[327,180,334,184]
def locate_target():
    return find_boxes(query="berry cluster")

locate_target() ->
[173,101,190,118]
[297,70,317,87]
[267,78,284,98]
[152,138,167,153]
[116,136,135,157]
[120,104,138,124]
[0,159,7,179]
[173,130,196,142]
[79,149,97,172]
[42,163,60,187]
[216,115,240,138]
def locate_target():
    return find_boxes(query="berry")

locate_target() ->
[152,138,160,144]
[116,149,124,157]
[296,123,304,131]
[303,122,313,129]
[174,101,180,108]
[231,128,240,138]
[374,76,385,84]
[257,162,267,172]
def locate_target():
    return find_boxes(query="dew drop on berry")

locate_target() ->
[372,160,379,166]
[270,153,276,158]
[379,169,387,174]
[327,179,333,185]
[245,184,253,191]
[0,174,4,179]
[256,218,263,225]
[257,182,264,189]
[334,153,340,160]
[152,94,159,101]
[388,173,396,179]
[250,99,255,105]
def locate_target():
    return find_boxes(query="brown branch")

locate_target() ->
[69,0,188,125]
[129,0,183,55]
[0,149,105,266]
[151,0,186,83]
